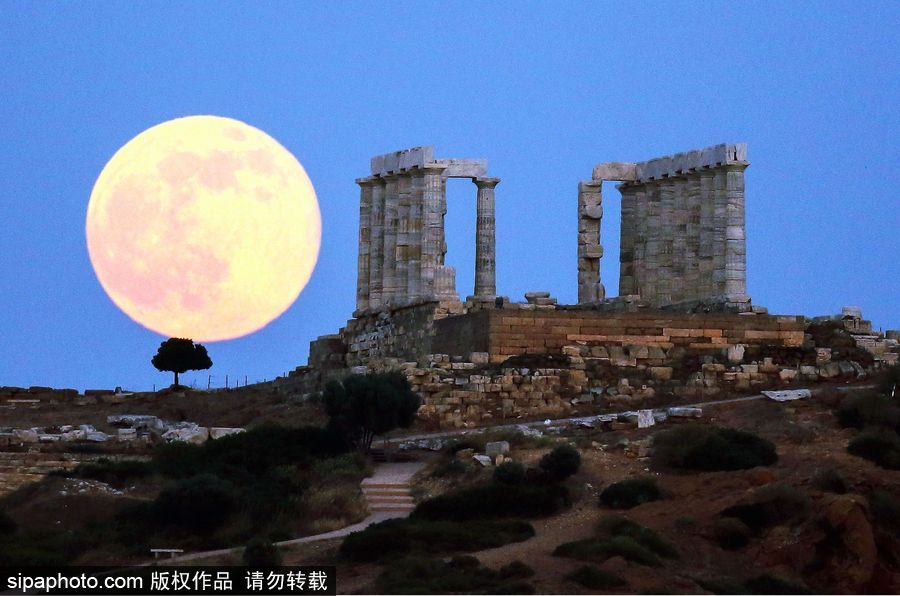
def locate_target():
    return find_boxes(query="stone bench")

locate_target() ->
[150,548,184,559]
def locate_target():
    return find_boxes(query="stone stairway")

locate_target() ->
[360,462,422,516]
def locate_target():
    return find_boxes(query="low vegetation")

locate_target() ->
[412,483,571,522]
[374,556,535,595]
[719,484,810,534]
[340,518,535,563]
[712,517,752,550]
[652,424,777,471]
[554,516,678,568]
[599,477,662,509]
[811,467,849,494]
[242,536,282,567]
[847,428,900,469]
[2,425,368,564]
[695,574,811,595]
[566,565,627,589]
[836,392,900,430]
[538,444,582,481]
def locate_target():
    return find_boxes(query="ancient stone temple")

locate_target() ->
[275,142,897,429]
[354,146,499,314]
[579,143,749,309]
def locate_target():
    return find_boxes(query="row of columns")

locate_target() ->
[616,164,747,306]
[356,169,499,312]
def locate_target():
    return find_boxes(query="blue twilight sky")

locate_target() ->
[1,3,898,392]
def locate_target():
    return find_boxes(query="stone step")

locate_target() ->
[365,495,415,504]
[368,503,416,512]
[361,487,410,496]
[360,481,412,490]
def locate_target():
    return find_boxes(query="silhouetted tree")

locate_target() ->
[151,338,212,388]
[322,371,420,454]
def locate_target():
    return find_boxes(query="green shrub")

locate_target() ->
[598,516,679,559]
[242,536,282,567]
[836,392,899,430]
[153,474,236,533]
[0,510,16,535]
[744,574,811,594]
[870,490,900,536]
[431,458,467,478]
[556,517,677,567]
[847,429,900,469]
[374,556,535,595]
[494,462,526,486]
[567,565,626,589]
[412,483,570,522]
[498,560,535,579]
[719,485,810,533]
[554,535,662,567]
[600,477,662,509]
[652,424,777,471]
[811,468,849,494]
[876,364,900,397]
[340,518,535,562]
[68,459,154,486]
[713,518,751,550]
[539,444,581,481]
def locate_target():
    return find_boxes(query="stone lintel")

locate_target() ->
[436,159,488,179]
[592,162,638,182]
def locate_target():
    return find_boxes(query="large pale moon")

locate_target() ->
[86,115,321,342]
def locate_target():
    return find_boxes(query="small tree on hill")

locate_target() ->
[322,371,420,454]
[151,338,212,388]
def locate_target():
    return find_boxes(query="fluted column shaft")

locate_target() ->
[355,179,373,312]
[421,164,447,299]
[368,179,385,308]
[473,177,499,298]
[382,174,400,304]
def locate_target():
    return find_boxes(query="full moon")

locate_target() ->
[86,115,321,342]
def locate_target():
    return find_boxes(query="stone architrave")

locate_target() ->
[473,177,499,299]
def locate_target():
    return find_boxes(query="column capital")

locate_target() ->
[355,176,379,186]
[474,176,500,189]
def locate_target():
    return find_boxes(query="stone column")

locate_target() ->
[685,174,703,300]
[712,169,728,295]
[724,164,748,297]
[407,169,425,301]
[382,174,400,305]
[396,173,411,304]
[421,164,447,299]
[577,180,603,303]
[618,184,636,296]
[697,170,716,299]
[354,179,373,313]
[368,178,385,309]
[473,177,500,299]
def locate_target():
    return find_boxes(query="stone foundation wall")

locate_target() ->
[0,451,150,496]
[432,309,805,363]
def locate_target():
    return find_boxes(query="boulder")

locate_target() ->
[161,424,209,445]
[485,441,510,458]
[727,344,746,364]
[472,454,493,467]
[85,431,109,442]
[13,429,38,443]
[208,427,245,440]
[650,366,673,381]
[818,495,877,592]
[667,406,703,418]
[107,415,166,431]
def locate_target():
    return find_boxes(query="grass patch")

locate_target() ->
[567,565,626,589]
[599,477,662,509]
[412,483,570,522]
[340,518,535,563]
[652,424,777,471]
[847,428,900,469]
